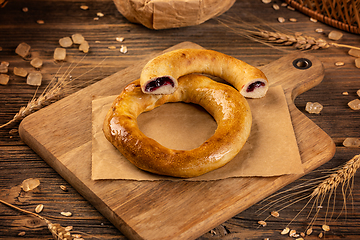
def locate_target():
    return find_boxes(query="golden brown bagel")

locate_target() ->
[140,48,268,98]
[103,74,252,178]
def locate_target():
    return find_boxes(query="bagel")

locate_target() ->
[103,74,252,178]
[140,48,268,98]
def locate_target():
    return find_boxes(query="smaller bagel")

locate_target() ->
[103,74,252,178]
[140,48,268,98]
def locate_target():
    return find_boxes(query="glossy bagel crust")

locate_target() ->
[103,74,252,178]
[140,48,268,98]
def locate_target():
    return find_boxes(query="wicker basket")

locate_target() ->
[285,0,360,34]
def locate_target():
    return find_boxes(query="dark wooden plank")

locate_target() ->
[1,0,360,239]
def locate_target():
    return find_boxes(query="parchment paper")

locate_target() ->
[112,0,236,29]
[91,85,304,181]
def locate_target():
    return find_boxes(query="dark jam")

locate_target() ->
[246,81,265,92]
[145,77,175,92]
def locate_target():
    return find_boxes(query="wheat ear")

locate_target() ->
[0,56,107,129]
[257,154,360,234]
[0,199,75,240]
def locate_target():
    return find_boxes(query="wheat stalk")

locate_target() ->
[0,56,107,129]
[0,198,76,239]
[217,15,360,51]
[257,154,360,236]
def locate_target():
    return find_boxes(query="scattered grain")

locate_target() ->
[315,28,324,33]
[120,45,128,53]
[116,37,124,42]
[281,227,290,235]
[97,12,104,17]
[9,129,18,135]
[15,42,31,58]
[295,238,304,240]
[0,61,9,73]
[27,72,42,86]
[258,220,267,227]
[300,232,305,237]
[60,185,68,191]
[305,102,323,114]
[357,89,360,97]
[0,74,9,85]
[54,47,66,61]
[328,30,343,40]
[59,36,73,47]
[335,61,345,66]
[289,229,296,237]
[355,58,360,68]
[272,4,279,10]
[289,18,297,22]
[342,91,349,95]
[93,17,99,21]
[60,211,72,217]
[18,231,26,236]
[343,138,360,148]
[348,49,360,58]
[71,33,85,44]
[36,20,44,24]
[0,46,2,51]
[318,232,323,238]
[281,3,287,7]
[22,7,28,12]
[80,5,88,10]
[306,227,313,235]
[287,6,295,10]
[277,17,285,23]
[72,234,82,238]
[14,67,28,77]
[348,99,360,110]
[310,17,317,22]
[108,46,116,50]
[30,58,43,68]
[271,211,279,217]
[21,178,40,192]
[79,40,90,53]
[35,204,44,213]
[262,0,271,3]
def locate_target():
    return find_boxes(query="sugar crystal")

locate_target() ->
[305,102,323,114]
[59,36,73,47]
[27,72,42,86]
[0,74,10,85]
[328,30,343,41]
[15,42,31,58]
[348,99,360,110]
[0,61,9,73]
[14,67,28,77]
[72,33,85,44]
[343,138,360,148]
[348,49,360,58]
[54,47,66,61]
[79,40,90,53]
[30,57,43,68]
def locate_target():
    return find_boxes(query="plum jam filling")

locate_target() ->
[145,77,174,92]
[246,81,265,92]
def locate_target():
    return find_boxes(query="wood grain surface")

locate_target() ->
[1,0,360,239]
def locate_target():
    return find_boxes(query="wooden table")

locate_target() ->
[1,0,359,239]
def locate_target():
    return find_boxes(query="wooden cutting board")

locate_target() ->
[19,42,335,240]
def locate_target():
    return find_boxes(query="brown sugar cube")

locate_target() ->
[348,49,360,58]
[0,74,10,85]
[14,67,28,77]
[27,72,42,86]
[30,58,43,68]
[54,48,66,61]
[15,42,31,58]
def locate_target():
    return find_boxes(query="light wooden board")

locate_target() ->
[19,42,336,240]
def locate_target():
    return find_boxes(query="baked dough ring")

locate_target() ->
[140,48,268,98]
[103,74,252,178]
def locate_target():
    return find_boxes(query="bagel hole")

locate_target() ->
[137,103,217,150]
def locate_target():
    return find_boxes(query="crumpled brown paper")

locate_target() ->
[91,85,304,181]
[113,0,236,29]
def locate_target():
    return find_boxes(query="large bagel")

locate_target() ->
[103,74,252,178]
[140,48,269,98]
